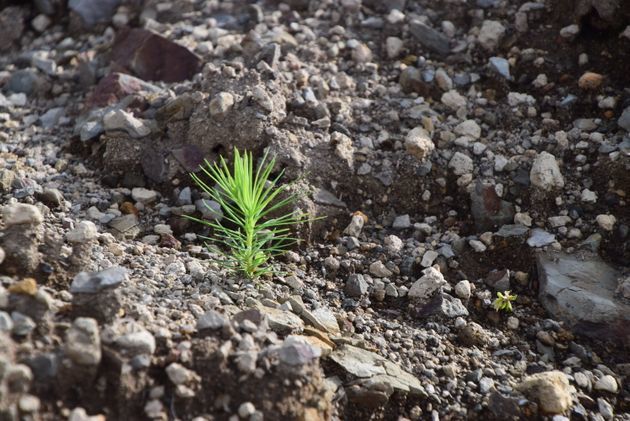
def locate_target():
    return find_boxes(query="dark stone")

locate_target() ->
[536,251,630,345]
[409,20,450,55]
[488,391,538,420]
[470,181,515,232]
[86,73,162,108]
[171,144,205,173]
[485,269,510,292]
[111,28,201,83]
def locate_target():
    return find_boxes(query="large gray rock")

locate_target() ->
[329,344,425,395]
[536,251,630,344]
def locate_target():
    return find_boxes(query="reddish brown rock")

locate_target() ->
[111,28,201,83]
[86,73,161,108]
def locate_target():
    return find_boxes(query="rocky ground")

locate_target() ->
[0,0,629,419]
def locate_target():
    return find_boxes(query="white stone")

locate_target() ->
[421,250,438,267]
[530,151,564,191]
[369,261,393,278]
[580,189,597,203]
[132,188,159,204]
[209,92,235,117]
[66,221,98,243]
[454,280,471,300]
[103,109,151,138]
[448,152,474,175]
[441,90,467,110]
[408,267,446,299]
[469,239,487,252]
[405,127,434,161]
[455,120,481,139]
[596,214,616,231]
[478,20,506,51]
[594,375,618,393]
[2,203,43,226]
[386,37,404,59]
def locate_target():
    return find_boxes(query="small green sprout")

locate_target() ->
[493,290,517,312]
[187,148,308,279]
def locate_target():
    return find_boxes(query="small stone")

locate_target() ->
[131,187,158,204]
[210,92,234,118]
[454,280,471,300]
[618,106,630,131]
[18,395,40,413]
[435,68,453,91]
[238,402,256,418]
[527,229,556,247]
[409,20,450,55]
[530,152,564,191]
[507,316,519,329]
[469,239,486,252]
[166,363,198,385]
[594,375,618,393]
[408,267,447,300]
[386,37,404,59]
[449,152,474,175]
[70,267,127,294]
[66,317,101,366]
[578,72,603,90]
[3,203,43,226]
[352,43,372,63]
[596,214,616,231]
[421,250,438,267]
[405,127,434,161]
[369,261,393,278]
[560,24,580,40]
[580,189,597,203]
[66,221,98,243]
[103,109,151,138]
[516,371,572,414]
[478,20,506,51]
[598,398,614,420]
[441,90,467,110]
[8,278,38,296]
[454,120,481,139]
[489,57,511,79]
[458,322,489,346]
[392,214,411,229]
[38,188,64,208]
[345,274,369,298]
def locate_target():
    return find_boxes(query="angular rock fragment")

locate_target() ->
[536,251,630,344]
[111,28,201,83]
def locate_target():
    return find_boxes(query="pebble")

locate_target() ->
[66,221,98,243]
[594,375,618,393]
[131,187,159,204]
[449,152,474,175]
[530,152,564,191]
[3,203,43,226]
[595,214,616,231]
[103,109,151,138]
[478,20,506,51]
[454,280,471,300]
[405,127,434,161]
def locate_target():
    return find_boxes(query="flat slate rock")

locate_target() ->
[536,251,630,345]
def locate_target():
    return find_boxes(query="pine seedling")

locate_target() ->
[187,148,308,279]
[493,290,517,312]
